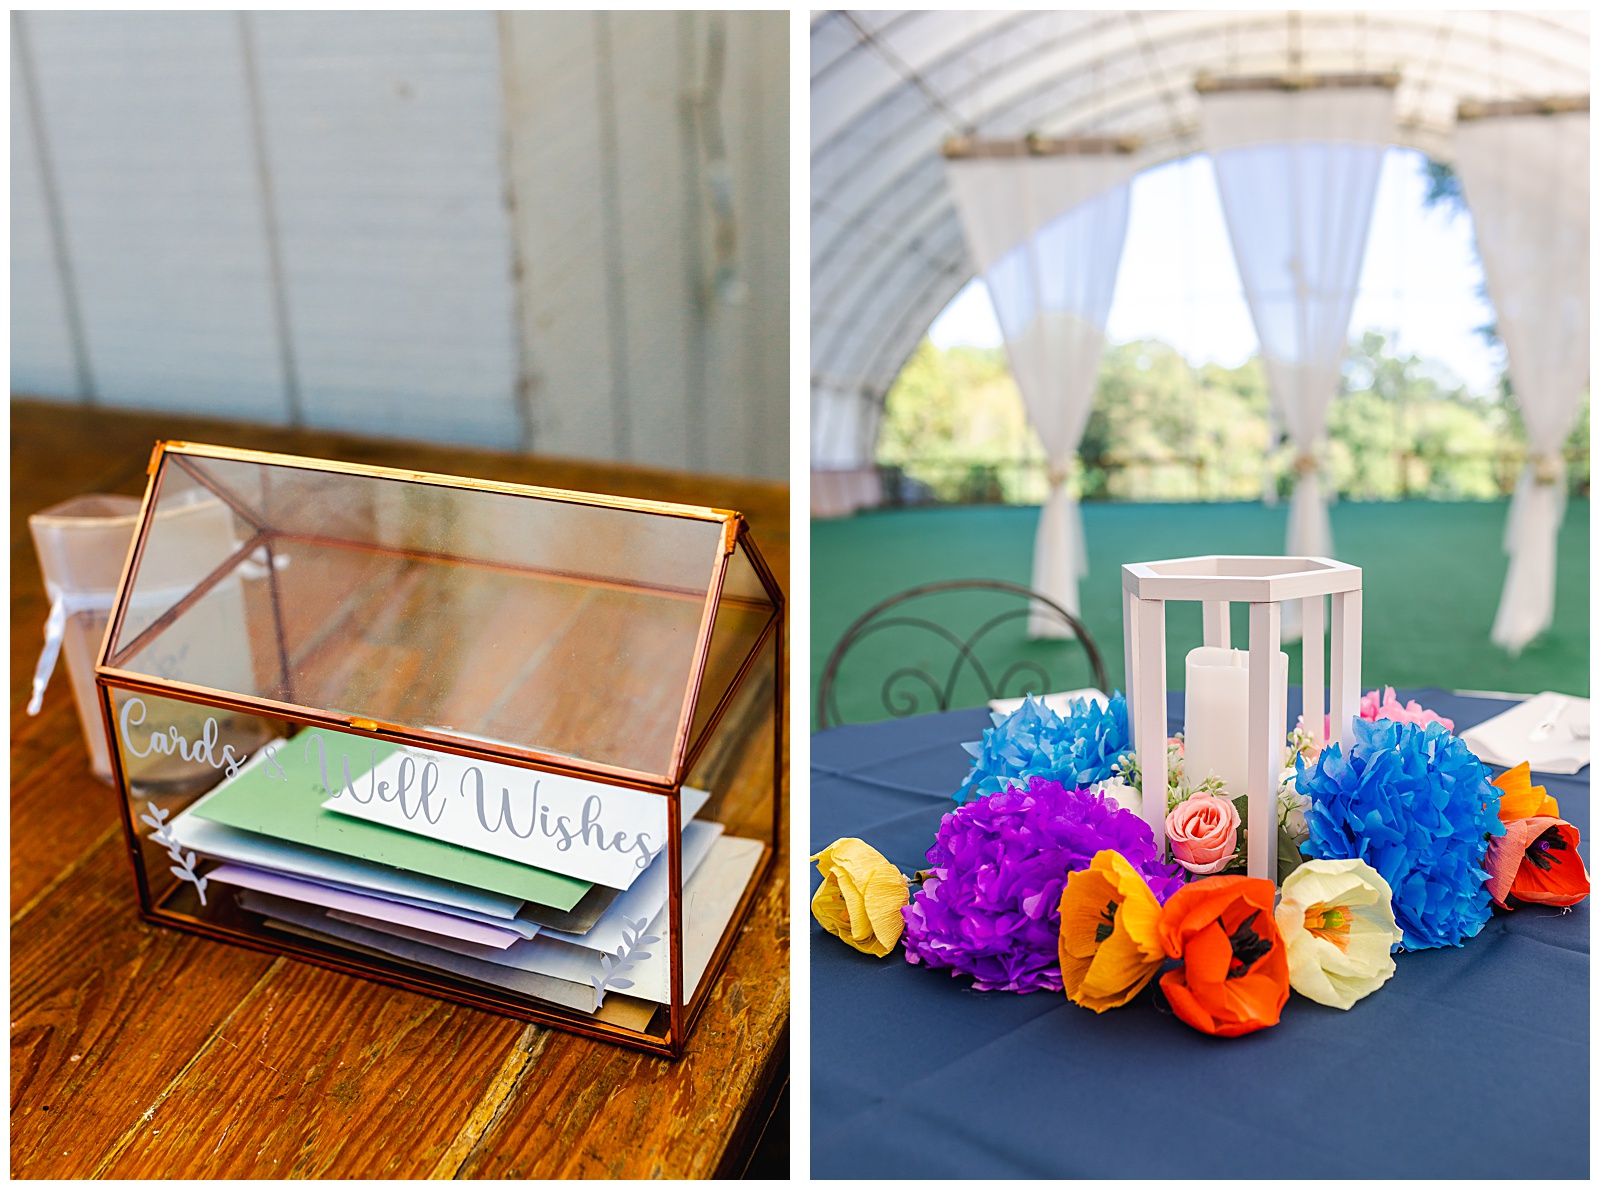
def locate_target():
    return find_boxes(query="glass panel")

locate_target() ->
[681,627,778,1017]
[108,685,689,1043]
[110,453,726,776]
[684,536,780,765]
[107,462,264,674]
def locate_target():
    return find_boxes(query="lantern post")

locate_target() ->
[1121,556,1362,880]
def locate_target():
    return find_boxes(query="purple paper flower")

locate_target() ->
[901,777,1186,993]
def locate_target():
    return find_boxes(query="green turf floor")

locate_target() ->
[811,499,1590,729]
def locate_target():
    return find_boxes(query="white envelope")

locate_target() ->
[539,819,723,953]
[323,742,710,890]
[208,863,530,949]
[260,835,764,1007]
[1460,691,1591,775]
[321,822,722,957]
[171,794,525,920]
[241,891,600,1014]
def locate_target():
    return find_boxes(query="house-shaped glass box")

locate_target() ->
[96,442,783,1058]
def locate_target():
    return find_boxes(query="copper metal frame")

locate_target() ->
[94,441,786,1059]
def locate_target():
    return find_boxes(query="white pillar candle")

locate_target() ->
[1184,645,1287,797]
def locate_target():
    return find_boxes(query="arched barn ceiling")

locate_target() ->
[810,9,1590,466]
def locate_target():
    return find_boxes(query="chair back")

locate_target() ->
[816,578,1109,729]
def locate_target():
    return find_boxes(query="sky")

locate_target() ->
[929,147,1506,397]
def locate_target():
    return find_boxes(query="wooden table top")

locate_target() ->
[9,399,790,1179]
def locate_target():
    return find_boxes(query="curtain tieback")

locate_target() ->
[1046,464,1071,489]
[1292,452,1321,479]
[1531,452,1563,486]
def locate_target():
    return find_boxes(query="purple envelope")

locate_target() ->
[207,863,527,949]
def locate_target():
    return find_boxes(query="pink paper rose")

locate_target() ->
[1164,792,1241,876]
[1296,687,1455,742]
[1359,686,1454,733]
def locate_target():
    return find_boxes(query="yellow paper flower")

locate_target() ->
[1274,858,1403,1010]
[1492,761,1560,823]
[1056,849,1166,1012]
[811,838,909,957]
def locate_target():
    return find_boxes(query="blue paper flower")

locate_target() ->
[1296,716,1505,951]
[954,692,1132,804]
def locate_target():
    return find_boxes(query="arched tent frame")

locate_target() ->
[810,9,1590,470]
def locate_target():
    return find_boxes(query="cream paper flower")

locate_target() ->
[1274,858,1403,1010]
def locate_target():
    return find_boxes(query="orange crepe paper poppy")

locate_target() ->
[1485,817,1590,909]
[1156,875,1289,1037]
[1492,762,1560,824]
[1057,850,1166,1012]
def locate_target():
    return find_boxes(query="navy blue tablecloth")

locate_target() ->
[811,690,1589,1179]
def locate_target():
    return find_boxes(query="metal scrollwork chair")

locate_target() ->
[816,579,1109,729]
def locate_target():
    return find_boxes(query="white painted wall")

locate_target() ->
[708,10,790,482]
[499,9,627,464]
[501,9,788,478]
[10,30,81,398]
[17,11,287,420]
[10,10,788,481]
[249,11,523,448]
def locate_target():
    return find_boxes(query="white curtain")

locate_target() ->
[946,155,1133,636]
[1201,87,1393,638]
[1454,111,1590,655]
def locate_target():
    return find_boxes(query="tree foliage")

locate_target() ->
[876,331,1588,503]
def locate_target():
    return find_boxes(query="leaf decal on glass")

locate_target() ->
[589,915,661,1007]
[140,800,208,907]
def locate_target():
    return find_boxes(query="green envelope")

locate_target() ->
[190,728,591,911]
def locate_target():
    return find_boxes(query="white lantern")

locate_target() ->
[1120,556,1363,880]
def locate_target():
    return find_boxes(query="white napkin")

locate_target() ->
[1460,691,1591,775]
[988,688,1107,717]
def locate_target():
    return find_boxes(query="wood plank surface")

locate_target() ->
[9,398,790,1179]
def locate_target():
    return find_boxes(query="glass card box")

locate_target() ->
[96,442,783,1058]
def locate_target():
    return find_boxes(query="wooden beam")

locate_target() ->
[942,133,1141,159]
[1457,95,1588,121]
[1195,70,1400,94]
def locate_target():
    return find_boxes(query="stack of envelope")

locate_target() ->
[168,727,762,1028]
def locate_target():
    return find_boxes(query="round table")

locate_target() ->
[810,689,1589,1178]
